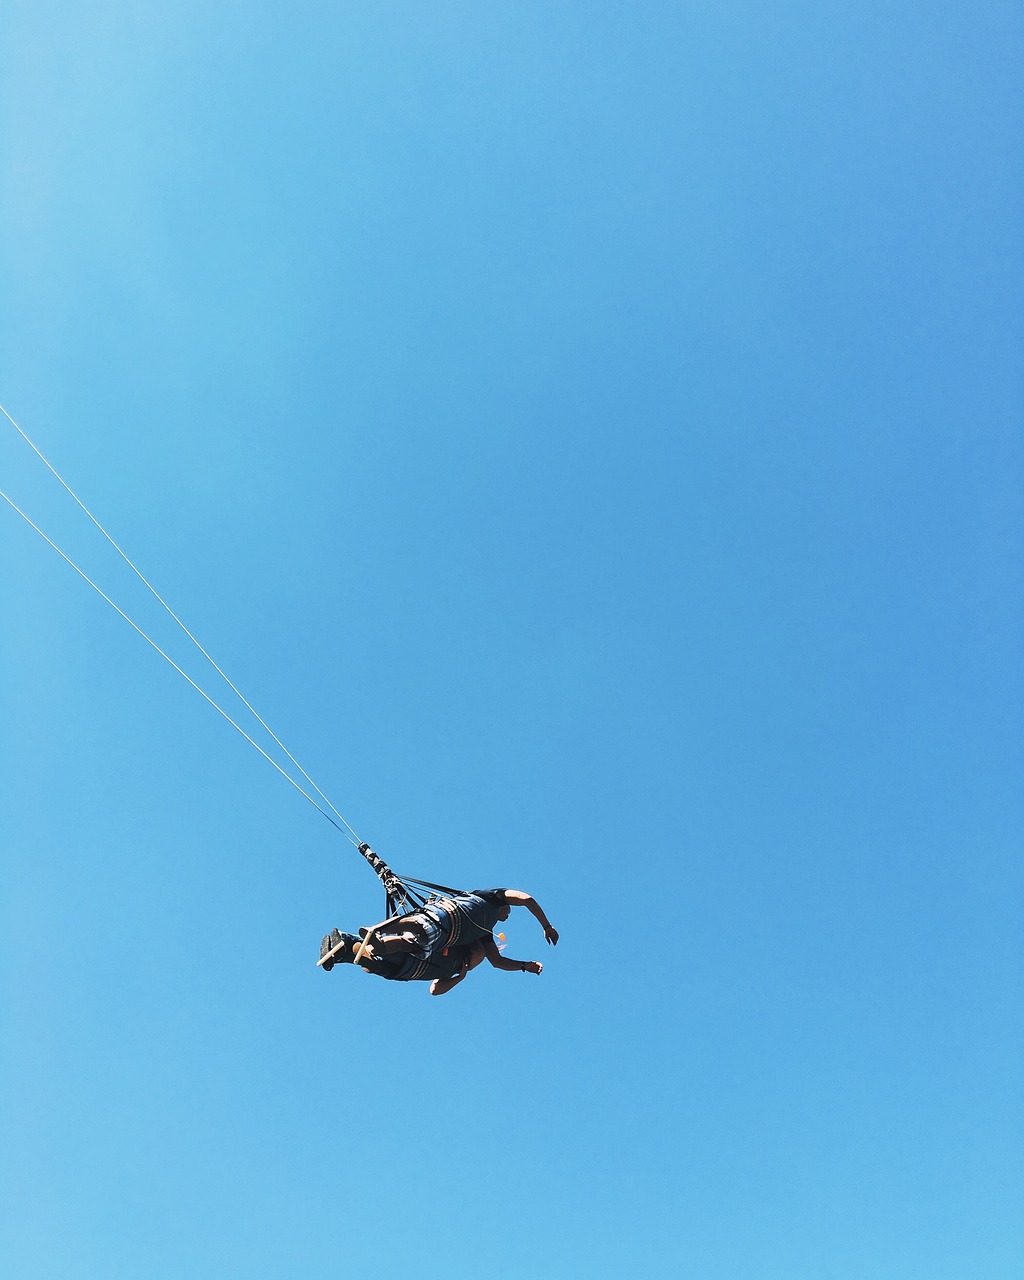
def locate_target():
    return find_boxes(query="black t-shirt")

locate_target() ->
[377,945,473,983]
[444,889,508,945]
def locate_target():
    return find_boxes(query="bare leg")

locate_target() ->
[369,931,423,956]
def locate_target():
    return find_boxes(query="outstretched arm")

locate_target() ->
[503,890,559,945]
[481,934,542,975]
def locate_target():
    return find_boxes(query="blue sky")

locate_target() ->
[2,2,1021,1277]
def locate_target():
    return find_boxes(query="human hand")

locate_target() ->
[544,926,559,946]
[526,960,543,975]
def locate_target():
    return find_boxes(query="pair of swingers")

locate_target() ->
[319,884,559,997]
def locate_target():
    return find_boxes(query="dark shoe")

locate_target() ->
[320,932,336,972]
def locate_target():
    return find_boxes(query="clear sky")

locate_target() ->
[1,3,1021,1277]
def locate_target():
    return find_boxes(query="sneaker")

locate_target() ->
[319,932,336,972]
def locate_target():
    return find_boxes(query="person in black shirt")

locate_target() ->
[319,887,558,996]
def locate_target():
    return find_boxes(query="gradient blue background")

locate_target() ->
[2,3,1021,1277]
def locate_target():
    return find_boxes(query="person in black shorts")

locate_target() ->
[319,888,558,996]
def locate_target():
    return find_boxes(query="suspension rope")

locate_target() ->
[0,483,360,846]
[0,402,362,845]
